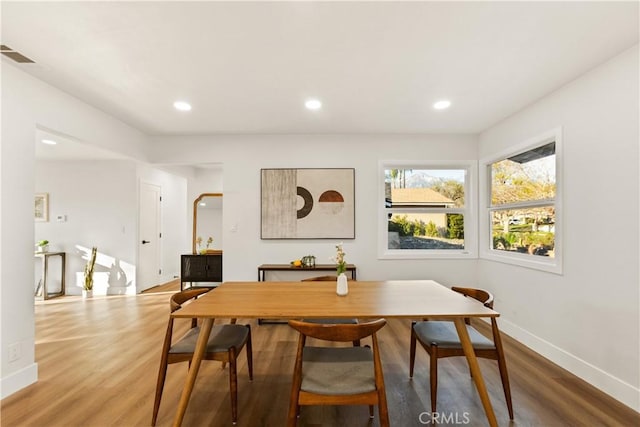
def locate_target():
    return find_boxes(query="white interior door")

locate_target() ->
[139,182,161,291]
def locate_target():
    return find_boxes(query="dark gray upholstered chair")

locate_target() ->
[409,286,513,420]
[287,319,389,427]
[151,288,253,425]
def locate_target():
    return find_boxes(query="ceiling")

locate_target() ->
[2,1,638,136]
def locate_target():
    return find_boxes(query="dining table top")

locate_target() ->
[172,280,499,320]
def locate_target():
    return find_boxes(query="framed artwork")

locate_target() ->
[261,168,355,239]
[35,193,49,222]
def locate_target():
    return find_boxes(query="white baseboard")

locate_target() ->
[0,363,38,399]
[499,318,640,412]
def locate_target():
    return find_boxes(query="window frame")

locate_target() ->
[378,160,477,259]
[479,127,563,274]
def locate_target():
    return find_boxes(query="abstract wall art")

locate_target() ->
[261,168,355,239]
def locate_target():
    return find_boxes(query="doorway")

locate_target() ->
[138,182,161,291]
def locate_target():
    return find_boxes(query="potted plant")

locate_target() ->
[334,242,349,296]
[36,239,49,253]
[205,236,213,253]
[83,247,97,298]
[196,236,214,254]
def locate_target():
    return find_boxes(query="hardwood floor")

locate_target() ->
[2,293,638,426]
[141,279,181,294]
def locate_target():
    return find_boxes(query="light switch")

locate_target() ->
[56,214,67,222]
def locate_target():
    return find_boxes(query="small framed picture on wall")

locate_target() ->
[35,193,49,222]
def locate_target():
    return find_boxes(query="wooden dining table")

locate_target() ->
[170,280,502,427]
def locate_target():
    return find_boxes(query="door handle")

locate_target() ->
[142,240,150,244]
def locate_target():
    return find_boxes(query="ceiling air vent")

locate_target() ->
[0,45,35,63]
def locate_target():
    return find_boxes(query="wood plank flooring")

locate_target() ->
[1,292,638,426]
[141,279,181,294]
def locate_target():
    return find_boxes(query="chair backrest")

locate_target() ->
[289,318,386,342]
[301,275,338,282]
[301,275,357,282]
[170,288,211,313]
[451,286,494,309]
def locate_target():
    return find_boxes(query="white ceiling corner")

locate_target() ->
[3,1,638,139]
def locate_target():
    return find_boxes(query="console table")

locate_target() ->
[257,263,357,324]
[180,252,223,290]
[257,263,356,281]
[34,251,66,300]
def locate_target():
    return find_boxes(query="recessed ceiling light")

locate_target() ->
[173,101,192,111]
[433,100,451,110]
[41,139,57,145]
[305,99,322,110]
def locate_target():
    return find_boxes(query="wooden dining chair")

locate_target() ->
[300,275,340,282]
[151,288,253,426]
[409,286,513,419]
[287,319,389,427]
[300,275,360,346]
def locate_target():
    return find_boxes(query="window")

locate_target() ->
[480,128,562,273]
[379,161,476,259]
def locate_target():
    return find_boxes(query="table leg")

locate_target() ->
[42,256,49,300]
[60,253,66,296]
[257,270,263,323]
[453,318,498,427]
[172,317,214,427]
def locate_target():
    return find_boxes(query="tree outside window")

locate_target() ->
[490,142,556,257]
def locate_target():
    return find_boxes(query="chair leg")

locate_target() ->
[369,405,374,418]
[429,345,438,414]
[378,389,390,427]
[287,358,302,426]
[229,348,238,425]
[492,321,514,420]
[288,335,306,427]
[151,358,169,426]
[409,323,417,378]
[353,339,361,346]
[287,397,299,427]
[245,325,254,380]
[497,352,514,420]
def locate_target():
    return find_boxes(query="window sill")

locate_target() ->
[379,249,476,260]
[480,250,562,274]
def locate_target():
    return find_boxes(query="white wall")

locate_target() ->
[189,167,224,200]
[149,134,480,286]
[478,46,639,410]
[34,159,138,295]
[0,63,149,398]
[1,64,38,399]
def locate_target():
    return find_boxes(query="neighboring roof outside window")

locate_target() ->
[389,188,455,208]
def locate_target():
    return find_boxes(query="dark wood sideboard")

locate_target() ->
[180,252,222,290]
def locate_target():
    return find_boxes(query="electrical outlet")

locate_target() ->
[8,343,21,362]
